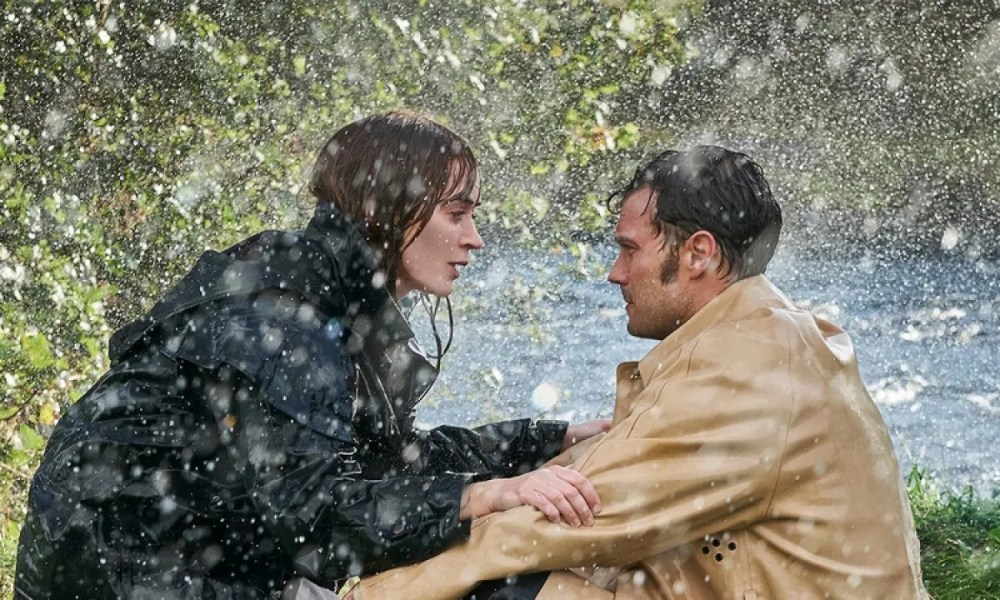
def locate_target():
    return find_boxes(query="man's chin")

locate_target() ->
[626,320,664,341]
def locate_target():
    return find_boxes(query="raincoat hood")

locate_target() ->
[109,202,392,363]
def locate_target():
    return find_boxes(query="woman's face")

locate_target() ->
[395,173,483,298]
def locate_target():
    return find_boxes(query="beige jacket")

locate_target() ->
[356,276,927,600]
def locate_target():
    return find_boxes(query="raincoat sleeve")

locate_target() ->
[245,423,476,583]
[403,419,568,478]
[354,326,793,599]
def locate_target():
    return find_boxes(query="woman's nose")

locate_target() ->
[463,220,484,249]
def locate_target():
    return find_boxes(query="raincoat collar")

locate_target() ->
[637,275,792,384]
[305,203,416,349]
[109,204,409,361]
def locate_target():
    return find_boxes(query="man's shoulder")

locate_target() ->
[694,291,840,358]
[685,313,795,366]
[639,305,822,394]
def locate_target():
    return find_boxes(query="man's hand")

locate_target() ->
[562,419,612,451]
[461,465,601,526]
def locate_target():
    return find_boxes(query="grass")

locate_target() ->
[910,469,1000,599]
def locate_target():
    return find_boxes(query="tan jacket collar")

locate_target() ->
[636,274,792,385]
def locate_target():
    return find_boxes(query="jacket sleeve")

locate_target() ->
[245,424,475,583]
[163,303,475,584]
[402,419,568,479]
[355,328,794,600]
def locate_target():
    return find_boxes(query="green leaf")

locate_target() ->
[7,449,31,466]
[19,425,45,451]
[21,333,54,370]
[5,518,21,542]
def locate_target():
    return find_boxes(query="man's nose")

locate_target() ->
[607,256,625,284]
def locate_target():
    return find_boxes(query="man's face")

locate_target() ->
[607,187,693,340]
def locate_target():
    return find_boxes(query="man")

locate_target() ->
[349,146,927,599]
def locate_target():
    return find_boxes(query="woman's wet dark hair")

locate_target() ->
[309,110,479,292]
[607,145,782,280]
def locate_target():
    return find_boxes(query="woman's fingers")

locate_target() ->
[551,480,594,526]
[551,465,602,514]
[531,490,563,524]
[515,467,601,526]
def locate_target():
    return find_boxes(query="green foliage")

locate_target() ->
[0,515,19,598]
[909,469,1000,599]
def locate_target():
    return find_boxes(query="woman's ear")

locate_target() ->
[684,230,721,279]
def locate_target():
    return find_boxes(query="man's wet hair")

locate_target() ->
[608,145,782,280]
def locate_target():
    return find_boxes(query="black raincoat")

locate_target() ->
[15,204,567,599]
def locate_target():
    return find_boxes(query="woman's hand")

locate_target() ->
[461,465,601,526]
[562,418,612,451]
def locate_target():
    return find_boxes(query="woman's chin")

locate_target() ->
[429,280,456,297]
[405,280,455,298]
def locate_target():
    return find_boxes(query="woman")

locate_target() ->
[15,112,608,600]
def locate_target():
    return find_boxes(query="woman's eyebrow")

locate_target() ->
[443,194,478,206]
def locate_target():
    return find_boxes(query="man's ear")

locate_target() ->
[683,230,721,278]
